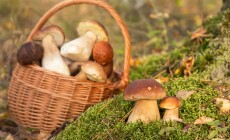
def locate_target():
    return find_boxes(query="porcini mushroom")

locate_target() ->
[74,61,107,83]
[17,42,44,65]
[60,31,97,61]
[124,79,166,123]
[159,96,182,122]
[32,25,70,75]
[92,41,113,66]
[32,25,65,47]
[77,20,109,42]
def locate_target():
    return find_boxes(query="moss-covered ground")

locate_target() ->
[55,9,230,140]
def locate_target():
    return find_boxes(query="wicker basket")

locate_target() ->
[7,0,130,133]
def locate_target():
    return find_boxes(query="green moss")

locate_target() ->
[55,8,230,140]
[56,75,229,140]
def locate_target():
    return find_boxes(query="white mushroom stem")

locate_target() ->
[42,35,70,75]
[163,108,180,121]
[60,31,97,61]
[127,99,160,123]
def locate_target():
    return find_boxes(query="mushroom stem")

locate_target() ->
[42,35,70,75]
[163,108,179,121]
[127,99,160,123]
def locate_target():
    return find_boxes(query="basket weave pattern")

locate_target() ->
[8,0,130,133]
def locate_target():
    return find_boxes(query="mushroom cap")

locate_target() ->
[124,79,166,101]
[77,20,109,42]
[103,61,113,78]
[93,41,113,66]
[159,96,181,109]
[17,42,44,65]
[32,25,65,47]
[81,61,107,83]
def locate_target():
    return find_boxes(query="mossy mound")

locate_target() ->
[56,76,229,140]
[55,9,230,140]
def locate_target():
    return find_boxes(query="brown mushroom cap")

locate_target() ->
[124,79,166,101]
[159,96,181,109]
[32,25,65,47]
[77,20,109,42]
[93,41,113,66]
[17,42,44,65]
[102,61,113,78]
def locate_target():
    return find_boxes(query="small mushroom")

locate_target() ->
[60,31,97,61]
[92,41,113,66]
[32,25,70,75]
[74,61,107,83]
[159,96,182,122]
[124,79,166,123]
[77,20,109,42]
[17,42,44,65]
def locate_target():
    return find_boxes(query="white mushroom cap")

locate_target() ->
[32,25,65,47]
[77,20,109,42]
[81,61,107,83]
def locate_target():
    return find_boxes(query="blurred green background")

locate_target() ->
[0,0,222,89]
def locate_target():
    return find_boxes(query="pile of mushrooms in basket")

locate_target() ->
[17,20,116,83]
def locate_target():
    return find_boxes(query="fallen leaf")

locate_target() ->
[181,56,195,76]
[0,112,8,120]
[215,98,230,113]
[176,90,195,100]
[174,67,182,75]
[130,58,142,67]
[194,116,215,125]
[208,130,218,139]
[155,77,169,84]
[190,27,207,40]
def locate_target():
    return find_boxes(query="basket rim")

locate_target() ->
[15,63,120,89]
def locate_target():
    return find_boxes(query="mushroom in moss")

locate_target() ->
[17,42,44,65]
[74,61,107,83]
[61,21,109,62]
[124,79,166,123]
[32,25,70,75]
[159,96,183,122]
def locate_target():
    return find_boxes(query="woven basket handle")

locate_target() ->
[26,0,130,88]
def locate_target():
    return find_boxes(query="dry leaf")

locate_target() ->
[174,67,182,75]
[130,58,142,67]
[181,56,195,76]
[176,90,195,100]
[155,77,169,84]
[190,27,210,42]
[194,116,215,125]
[215,98,230,113]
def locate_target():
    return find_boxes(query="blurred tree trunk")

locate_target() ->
[222,0,230,11]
